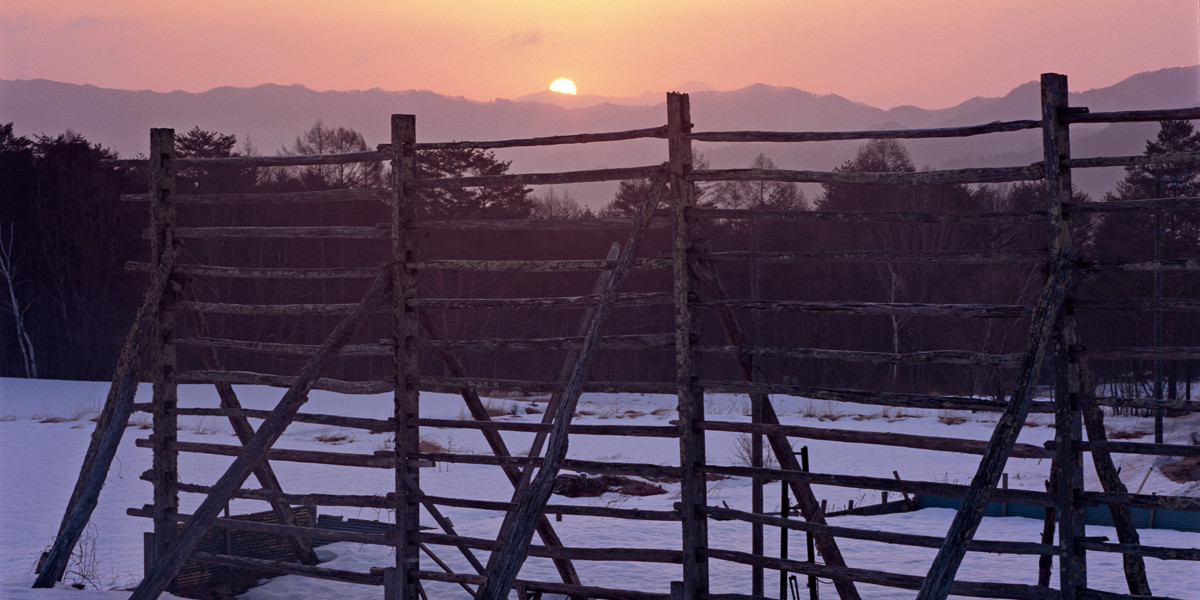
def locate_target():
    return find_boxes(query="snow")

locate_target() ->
[2,377,1197,599]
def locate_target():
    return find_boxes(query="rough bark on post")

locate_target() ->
[128,270,392,600]
[391,114,422,600]
[1053,327,1088,598]
[667,92,710,600]
[148,128,181,574]
[1042,72,1089,600]
[475,173,667,599]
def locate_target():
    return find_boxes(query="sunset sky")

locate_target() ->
[1,0,1197,109]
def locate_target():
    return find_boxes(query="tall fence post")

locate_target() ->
[391,114,421,600]
[148,128,180,579]
[1041,72,1087,600]
[669,91,708,599]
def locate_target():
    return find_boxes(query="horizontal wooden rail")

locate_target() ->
[164,226,390,239]
[1066,151,1200,170]
[416,452,681,479]
[698,345,1024,368]
[170,479,393,508]
[699,380,1058,413]
[175,370,393,394]
[1065,197,1200,213]
[412,216,672,231]
[688,120,1043,143]
[175,301,369,316]
[417,333,672,352]
[191,551,384,586]
[127,262,384,279]
[132,403,393,432]
[410,493,680,521]
[419,418,678,438]
[126,506,392,545]
[409,256,672,272]
[702,464,1055,507]
[402,126,669,150]
[704,548,1058,600]
[700,420,1054,459]
[701,505,1055,555]
[134,438,396,468]
[1080,395,1200,412]
[1065,107,1200,124]
[692,299,1032,318]
[414,292,672,310]
[1091,259,1200,272]
[700,250,1045,265]
[1043,440,1200,458]
[121,188,390,204]
[166,151,388,169]
[690,207,1045,224]
[173,336,392,357]
[415,375,674,395]
[409,165,664,189]
[1073,298,1200,312]
[1075,539,1200,561]
[1080,490,1200,512]
[1088,347,1200,360]
[417,532,683,563]
[690,164,1042,186]
[414,570,669,600]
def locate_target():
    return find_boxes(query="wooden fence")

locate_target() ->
[40,73,1200,600]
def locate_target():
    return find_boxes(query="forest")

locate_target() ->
[1,119,1196,399]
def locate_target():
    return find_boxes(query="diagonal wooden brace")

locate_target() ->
[688,243,862,600]
[916,248,1079,600]
[129,269,392,600]
[35,242,178,589]
[475,171,668,599]
[416,309,582,589]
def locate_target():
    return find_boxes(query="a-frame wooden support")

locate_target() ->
[129,269,393,600]
[185,312,320,566]
[416,308,584,589]
[688,245,863,600]
[474,171,668,599]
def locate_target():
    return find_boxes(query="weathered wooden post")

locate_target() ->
[669,91,709,600]
[1041,73,1089,600]
[391,114,422,600]
[148,128,181,579]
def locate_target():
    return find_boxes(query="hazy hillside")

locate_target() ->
[2,66,1196,205]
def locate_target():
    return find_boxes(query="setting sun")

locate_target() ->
[549,78,577,95]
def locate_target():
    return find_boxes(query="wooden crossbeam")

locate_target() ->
[475,172,667,599]
[128,270,392,600]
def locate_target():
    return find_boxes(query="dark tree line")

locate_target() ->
[2,120,1195,400]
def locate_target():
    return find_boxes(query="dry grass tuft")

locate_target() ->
[315,431,353,444]
[937,411,969,426]
[418,436,447,453]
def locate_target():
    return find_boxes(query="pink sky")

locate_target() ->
[1,0,1197,109]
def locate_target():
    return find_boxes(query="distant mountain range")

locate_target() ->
[2,67,1197,206]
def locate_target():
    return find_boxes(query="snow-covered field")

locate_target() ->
[2,377,1197,599]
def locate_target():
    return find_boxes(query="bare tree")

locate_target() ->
[0,224,36,377]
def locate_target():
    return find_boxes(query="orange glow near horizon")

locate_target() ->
[1,0,1196,109]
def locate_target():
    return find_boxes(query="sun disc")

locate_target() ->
[549,78,577,95]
